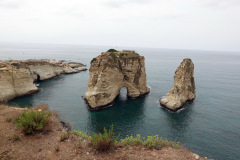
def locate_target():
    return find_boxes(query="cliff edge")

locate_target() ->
[0,59,87,102]
[84,50,150,109]
[160,58,195,111]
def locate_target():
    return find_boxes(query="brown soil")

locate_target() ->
[0,105,212,160]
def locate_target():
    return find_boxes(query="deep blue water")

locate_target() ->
[0,43,240,160]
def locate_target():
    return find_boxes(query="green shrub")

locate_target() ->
[92,125,119,151]
[120,134,180,149]
[15,109,51,135]
[91,58,97,63]
[120,134,144,146]
[107,49,118,52]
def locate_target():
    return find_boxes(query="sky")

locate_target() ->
[0,0,240,52]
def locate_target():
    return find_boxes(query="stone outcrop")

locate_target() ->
[0,59,87,102]
[160,58,195,111]
[84,50,150,109]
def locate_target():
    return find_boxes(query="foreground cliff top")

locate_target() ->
[0,105,211,160]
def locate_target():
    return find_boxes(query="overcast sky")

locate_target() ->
[0,0,240,51]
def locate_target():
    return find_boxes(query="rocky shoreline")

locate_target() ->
[0,59,87,103]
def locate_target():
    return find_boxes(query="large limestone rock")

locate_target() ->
[0,63,38,102]
[160,58,195,111]
[84,50,150,109]
[0,59,87,102]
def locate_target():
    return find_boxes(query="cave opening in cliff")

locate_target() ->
[36,74,40,81]
[119,87,128,101]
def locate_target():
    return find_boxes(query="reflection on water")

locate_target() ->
[8,76,66,108]
[163,101,194,141]
[87,88,147,137]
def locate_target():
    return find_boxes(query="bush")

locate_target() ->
[121,134,180,149]
[120,134,144,146]
[91,58,97,63]
[92,125,119,151]
[107,49,118,52]
[15,109,51,134]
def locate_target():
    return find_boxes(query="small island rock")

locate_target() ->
[84,50,150,109]
[160,58,195,111]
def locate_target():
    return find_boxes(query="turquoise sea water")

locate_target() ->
[0,43,240,160]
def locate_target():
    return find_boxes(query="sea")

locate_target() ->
[0,43,239,160]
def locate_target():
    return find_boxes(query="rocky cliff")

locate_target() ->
[84,50,150,109]
[160,58,195,111]
[0,60,87,102]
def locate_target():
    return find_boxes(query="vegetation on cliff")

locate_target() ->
[0,104,209,160]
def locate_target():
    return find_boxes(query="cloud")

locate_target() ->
[195,0,240,9]
[102,0,154,8]
[0,0,20,9]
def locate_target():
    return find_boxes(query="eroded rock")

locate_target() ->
[160,58,195,111]
[84,50,150,109]
[0,59,87,102]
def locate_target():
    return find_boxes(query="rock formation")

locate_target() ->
[84,50,150,109]
[0,59,87,102]
[160,58,195,111]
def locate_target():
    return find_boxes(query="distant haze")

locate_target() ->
[0,0,240,52]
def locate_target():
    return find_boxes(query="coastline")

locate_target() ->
[0,105,211,160]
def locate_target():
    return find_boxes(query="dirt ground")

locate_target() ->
[0,105,212,160]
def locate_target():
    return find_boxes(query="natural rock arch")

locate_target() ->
[84,50,150,109]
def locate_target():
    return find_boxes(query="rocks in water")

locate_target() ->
[84,50,150,109]
[0,59,87,102]
[160,58,195,111]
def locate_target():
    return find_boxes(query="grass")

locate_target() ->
[73,125,181,151]
[120,134,180,149]
[15,109,51,135]
[73,130,92,141]
[92,125,119,151]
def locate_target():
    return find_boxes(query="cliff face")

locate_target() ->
[0,63,38,102]
[0,60,87,102]
[160,58,195,111]
[84,51,150,109]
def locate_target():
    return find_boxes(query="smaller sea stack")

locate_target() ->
[160,58,195,111]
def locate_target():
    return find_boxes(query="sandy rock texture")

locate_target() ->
[84,50,150,109]
[160,58,195,111]
[0,59,87,102]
